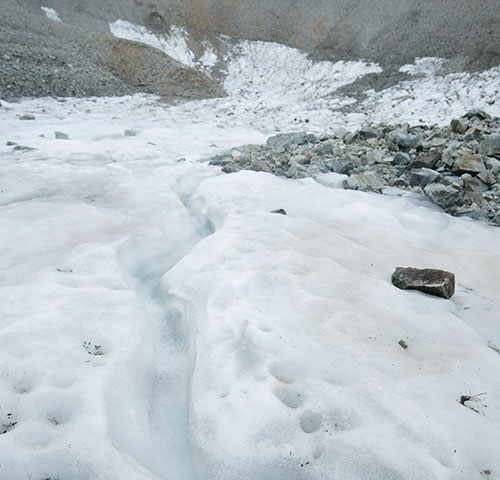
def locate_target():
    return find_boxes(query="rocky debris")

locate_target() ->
[55,131,69,140]
[209,111,500,225]
[391,267,455,299]
[0,1,225,101]
[19,114,35,120]
[93,36,225,100]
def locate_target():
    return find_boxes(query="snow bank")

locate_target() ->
[164,172,500,480]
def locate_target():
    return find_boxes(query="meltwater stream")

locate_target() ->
[117,188,215,480]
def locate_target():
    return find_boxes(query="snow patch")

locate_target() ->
[399,57,448,76]
[41,6,62,22]
[362,65,500,125]
[109,20,196,68]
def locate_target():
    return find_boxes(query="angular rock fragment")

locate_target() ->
[453,153,485,174]
[450,118,468,134]
[391,267,455,299]
[480,136,500,157]
[424,183,463,209]
[408,150,441,169]
[386,130,419,149]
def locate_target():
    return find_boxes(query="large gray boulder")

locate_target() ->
[391,267,455,299]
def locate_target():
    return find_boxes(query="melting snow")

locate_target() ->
[0,32,500,480]
[41,6,62,23]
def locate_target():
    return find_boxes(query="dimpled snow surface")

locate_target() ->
[1,37,500,480]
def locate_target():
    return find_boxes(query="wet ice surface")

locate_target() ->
[1,38,500,480]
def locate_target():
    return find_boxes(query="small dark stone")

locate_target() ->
[391,267,455,299]
[270,208,287,215]
[398,339,408,350]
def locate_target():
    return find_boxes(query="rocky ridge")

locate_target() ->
[210,110,500,225]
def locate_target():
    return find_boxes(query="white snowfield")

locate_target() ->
[0,32,500,480]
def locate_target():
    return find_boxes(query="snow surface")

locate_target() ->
[1,34,500,480]
[41,6,62,23]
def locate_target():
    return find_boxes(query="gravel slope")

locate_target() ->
[0,0,223,100]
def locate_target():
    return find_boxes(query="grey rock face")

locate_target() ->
[391,267,455,299]
[55,131,69,139]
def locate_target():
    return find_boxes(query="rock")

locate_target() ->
[450,118,468,134]
[391,267,455,299]
[392,152,411,166]
[293,154,310,165]
[124,129,137,136]
[55,131,69,139]
[317,142,334,156]
[6,141,17,146]
[424,183,463,209]
[221,164,240,174]
[344,171,385,192]
[270,208,287,215]
[454,203,486,220]
[19,114,35,120]
[479,136,500,157]
[408,168,440,187]
[329,158,355,175]
[343,175,360,190]
[398,339,409,350]
[464,109,491,120]
[386,129,419,149]
[462,174,488,204]
[344,131,359,144]
[484,156,500,175]
[361,150,383,165]
[13,145,36,151]
[453,153,485,174]
[249,160,273,173]
[359,127,379,139]
[408,150,441,169]
[266,132,317,150]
